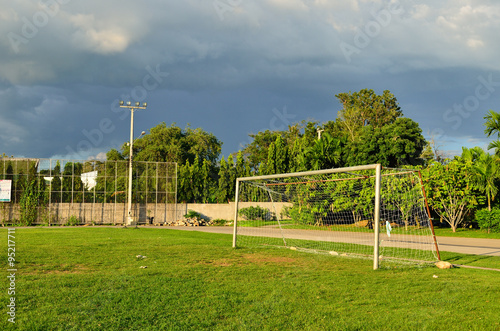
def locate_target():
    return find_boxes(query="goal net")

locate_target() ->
[232,164,440,269]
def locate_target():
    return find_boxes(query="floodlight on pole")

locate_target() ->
[119,100,147,226]
[317,128,325,140]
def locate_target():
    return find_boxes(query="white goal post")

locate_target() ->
[232,164,440,270]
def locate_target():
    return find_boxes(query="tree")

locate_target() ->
[382,170,423,230]
[107,122,222,204]
[419,143,435,167]
[117,122,222,165]
[217,157,231,203]
[242,123,304,171]
[484,110,500,155]
[328,174,375,227]
[336,89,402,141]
[460,146,483,167]
[51,161,62,203]
[184,126,223,165]
[190,156,202,203]
[422,160,480,232]
[243,130,284,171]
[471,152,499,212]
[106,149,124,161]
[346,118,426,167]
[19,163,39,226]
[274,135,288,174]
[62,162,84,203]
[177,160,193,203]
[235,151,246,179]
[227,154,236,200]
[300,132,343,170]
[265,142,277,175]
[426,132,447,164]
[201,158,216,203]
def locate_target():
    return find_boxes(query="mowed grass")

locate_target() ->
[1,228,500,330]
[240,219,500,239]
[433,227,500,239]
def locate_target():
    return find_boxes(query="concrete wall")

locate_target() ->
[179,202,292,221]
[1,202,291,225]
[1,203,180,225]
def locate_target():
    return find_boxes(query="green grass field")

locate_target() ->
[2,227,500,330]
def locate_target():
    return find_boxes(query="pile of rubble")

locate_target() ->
[164,217,214,227]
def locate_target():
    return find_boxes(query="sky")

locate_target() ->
[1,0,499,161]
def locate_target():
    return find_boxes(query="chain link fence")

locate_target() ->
[0,158,178,225]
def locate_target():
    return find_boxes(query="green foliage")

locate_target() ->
[346,118,426,167]
[422,160,480,232]
[106,149,125,161]
[211,218,230,226]
[238,206,274,221]
[382,171,423,230]
[119,122,222,166]
[475,208,500,233]
[184,209,201,219]
[300,132,344,170]
[217,157,232,203]
[281,205,316,225]
[19,178,39,226]
[242,127,299,171]
[65,215,81,226]
[484,109,500,155]
[335,89,402,141]
[470,152,500,211]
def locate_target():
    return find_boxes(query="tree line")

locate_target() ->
[108,89,428,199]
[102,88,500,232]
[3,89,499,231]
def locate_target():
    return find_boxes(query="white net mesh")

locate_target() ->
[234,165,439,267]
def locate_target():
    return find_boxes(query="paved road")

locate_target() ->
[162,226,500,257]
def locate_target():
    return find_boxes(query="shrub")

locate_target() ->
[20,178,39,226]
[212,219,230,226]
[475,208,500,233]
[238,206,275,221]
[184,210,202,219]
[282,205,315,225]
[65,215,81,226]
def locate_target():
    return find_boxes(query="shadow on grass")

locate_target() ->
[440,251,500,270]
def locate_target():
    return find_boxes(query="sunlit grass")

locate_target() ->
[1,227,499,330]
[238,219,500,239]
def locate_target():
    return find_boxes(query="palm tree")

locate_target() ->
[302,133,342,170]
[484,110,500,155]
[460,146,483,167]
[472,153,499,211]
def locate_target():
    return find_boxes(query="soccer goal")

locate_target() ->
[232,164,440,269]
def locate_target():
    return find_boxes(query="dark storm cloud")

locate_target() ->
[1,0,499,159]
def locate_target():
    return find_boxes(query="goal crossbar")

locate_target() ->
[236,164,380,182]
